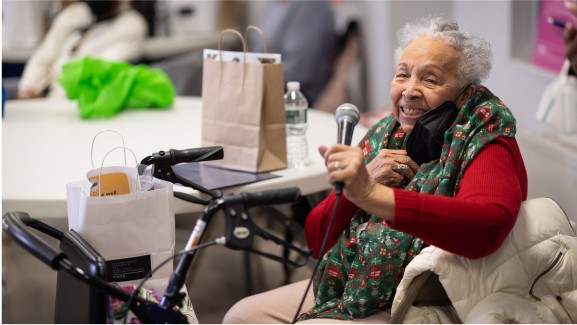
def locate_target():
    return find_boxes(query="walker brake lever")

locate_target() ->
[249,225,312,267]
[222,197,312,267]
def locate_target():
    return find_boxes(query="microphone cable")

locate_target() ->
[291,191,342,324]
[122,237,225,324]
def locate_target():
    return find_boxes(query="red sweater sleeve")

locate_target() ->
[390,137,527,258]
[305,137,527,259]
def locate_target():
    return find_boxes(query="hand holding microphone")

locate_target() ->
[332,103,360,195]
[322,104,381,209]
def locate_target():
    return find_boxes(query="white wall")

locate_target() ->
[451,1,577,221]
[354,0,555,119]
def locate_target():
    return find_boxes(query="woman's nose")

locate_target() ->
[402,78,421,99]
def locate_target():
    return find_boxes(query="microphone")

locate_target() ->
[336,103,360,147]
[334,103,360,195]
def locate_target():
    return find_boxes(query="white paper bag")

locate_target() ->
[536,60,577,134]
[67,133,175,285]
[67,177,175,284]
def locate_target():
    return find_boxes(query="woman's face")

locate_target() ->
[390,36,466,134]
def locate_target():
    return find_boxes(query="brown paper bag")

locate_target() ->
[201,27,287,173]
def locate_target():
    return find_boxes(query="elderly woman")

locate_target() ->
[224,16,527,324]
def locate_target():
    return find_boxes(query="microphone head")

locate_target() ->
[335,103,360,126]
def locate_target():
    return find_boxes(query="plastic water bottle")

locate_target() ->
[284,81,309,168]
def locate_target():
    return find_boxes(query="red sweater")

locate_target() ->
[305,137,528,259]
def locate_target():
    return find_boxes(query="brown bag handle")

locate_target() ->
[215,29,247,90]
[244,25,268,53]
[218,29,247,62]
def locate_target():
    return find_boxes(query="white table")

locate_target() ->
[2,97,367,218]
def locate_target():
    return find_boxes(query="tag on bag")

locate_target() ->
[203,48,282,64]
[536,60,577,134]
[87,167,132,197]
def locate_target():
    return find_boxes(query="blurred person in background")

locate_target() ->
[250,0,339,108]
[17,0,147,99]
[564,0,577,74]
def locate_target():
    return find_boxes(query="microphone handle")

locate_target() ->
[335,182,344,195]
[337,121,355,147]
[335,120,355,195]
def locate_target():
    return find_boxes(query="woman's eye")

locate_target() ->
[395,73,408,78]
[424,78,438,84]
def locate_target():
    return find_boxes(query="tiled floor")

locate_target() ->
[2,211,313,324]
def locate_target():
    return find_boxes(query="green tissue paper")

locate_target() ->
[59,57,176,119]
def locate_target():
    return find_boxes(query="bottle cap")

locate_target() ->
[287,81,300,91]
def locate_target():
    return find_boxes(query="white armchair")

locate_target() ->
[391,197,577,323]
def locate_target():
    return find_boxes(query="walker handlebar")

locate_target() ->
[2,211,65,270]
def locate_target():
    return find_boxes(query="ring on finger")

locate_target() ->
[397,163,406,171]
[335,161,340,171]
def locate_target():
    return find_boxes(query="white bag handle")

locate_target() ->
[93,146,140,197]
[91,129,127,169]
[536,59,577,134]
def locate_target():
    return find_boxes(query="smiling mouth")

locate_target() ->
[401,106,428,116]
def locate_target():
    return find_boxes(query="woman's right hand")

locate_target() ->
[366,149,419,187]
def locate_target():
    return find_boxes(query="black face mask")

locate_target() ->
[79,0,118,21]
[406,100,459,166]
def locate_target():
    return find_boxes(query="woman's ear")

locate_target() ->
[456,84,475,107]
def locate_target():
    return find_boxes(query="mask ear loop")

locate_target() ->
[94,146,139,197]
[91,129,127,169]
[454,83,474,107]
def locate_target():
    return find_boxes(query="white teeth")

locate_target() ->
[402,107,427,115]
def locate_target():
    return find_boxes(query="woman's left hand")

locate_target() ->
[366,149,420,187]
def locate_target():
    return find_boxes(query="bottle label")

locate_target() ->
[285,109,307,124]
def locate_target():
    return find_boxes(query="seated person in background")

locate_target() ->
[313,20,365,114]
[250,0,338,108]
[17,0,147,99]
[224,15,527,323]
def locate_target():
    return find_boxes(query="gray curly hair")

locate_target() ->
[394,16,492,87]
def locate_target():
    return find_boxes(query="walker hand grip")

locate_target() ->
[2,211,65,270]
[169,146,224,165]
[241,187,302,207]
